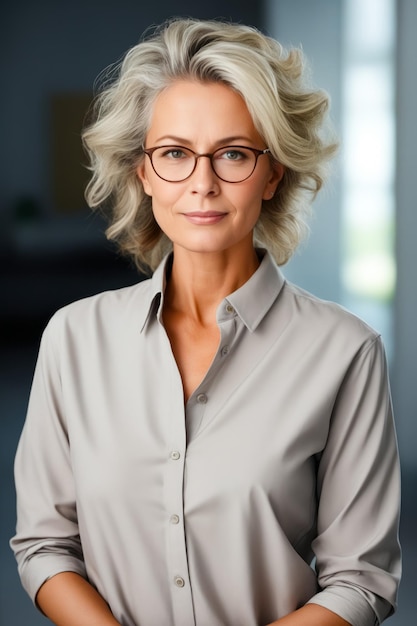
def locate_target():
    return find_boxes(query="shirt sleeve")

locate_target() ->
[10,314,87,603]
[307,335,401,625]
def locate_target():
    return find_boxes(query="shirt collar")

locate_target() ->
[139,255,171,333]
[220,249,286,332]
[140,250,285,334]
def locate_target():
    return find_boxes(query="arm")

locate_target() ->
[11,317,111,619]
[267,604,351,625]
[303,335,401,623]
[11,319,87,601]
[36,572,121,626]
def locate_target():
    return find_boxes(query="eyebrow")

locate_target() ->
[153,135,256,146]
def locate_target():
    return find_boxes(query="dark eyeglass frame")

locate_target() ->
[142,145,272,183]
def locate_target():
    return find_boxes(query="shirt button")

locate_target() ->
[170,450,181,460]
[221,345,230,356]
[174,576,185,588]
[226,304,235,314]
[170,514,180,524]
[196,393,208,404]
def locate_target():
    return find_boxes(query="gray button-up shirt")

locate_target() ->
[11,251,401,626]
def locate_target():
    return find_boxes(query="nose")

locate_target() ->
[190,154,220,195]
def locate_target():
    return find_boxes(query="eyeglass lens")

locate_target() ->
[149,146,262,182]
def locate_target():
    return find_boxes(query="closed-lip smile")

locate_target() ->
[182,211,227,225]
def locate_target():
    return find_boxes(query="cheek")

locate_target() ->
[138,166,181,209]
[237,182,266,214]
[150,200,166,228]
[149,189,183,230]
[151,187,181,212]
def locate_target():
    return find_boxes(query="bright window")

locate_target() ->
[341,0,396,357]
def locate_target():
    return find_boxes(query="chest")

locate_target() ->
[163,311,220,402]
[65,313,339,548]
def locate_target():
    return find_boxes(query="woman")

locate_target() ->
[11,18,401,626]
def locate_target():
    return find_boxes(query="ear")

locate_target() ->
[262,162,285,201]
[136,162,153,196]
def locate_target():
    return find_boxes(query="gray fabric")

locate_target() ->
[11,251,401,626]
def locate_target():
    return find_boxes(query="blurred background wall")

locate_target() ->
[1,0,415,624]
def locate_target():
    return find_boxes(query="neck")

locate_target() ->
[164,244,260,326]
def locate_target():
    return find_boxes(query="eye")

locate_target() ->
[217,147,249,161]
[154,146,191,161]
[160,147,188,159]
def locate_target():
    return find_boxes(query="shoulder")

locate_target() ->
[280,279,381,351]
[45,277,154,339]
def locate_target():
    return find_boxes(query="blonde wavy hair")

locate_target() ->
[83,17,338,272]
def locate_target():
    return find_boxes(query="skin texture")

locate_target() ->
[36,572,121,626]
[36,80,351,626]
[268,605,351,625]
[137,80,283,401]
[137,80,282,260]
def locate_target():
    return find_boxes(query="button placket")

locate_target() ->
[196,393,208,404]
[164,440,194,622]
[221,345,230,357]
[217,310,237,364]
[160,325,195,624]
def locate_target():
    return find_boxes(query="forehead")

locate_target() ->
[146,80,263,145]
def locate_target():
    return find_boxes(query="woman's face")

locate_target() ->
[137,80,283,258]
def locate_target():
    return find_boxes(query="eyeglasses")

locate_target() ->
[143,145,271,183]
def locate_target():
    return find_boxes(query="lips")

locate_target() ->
[182,211,227,225]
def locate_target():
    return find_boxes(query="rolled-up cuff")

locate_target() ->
[18,554,87,605]
[307,584,391,626]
